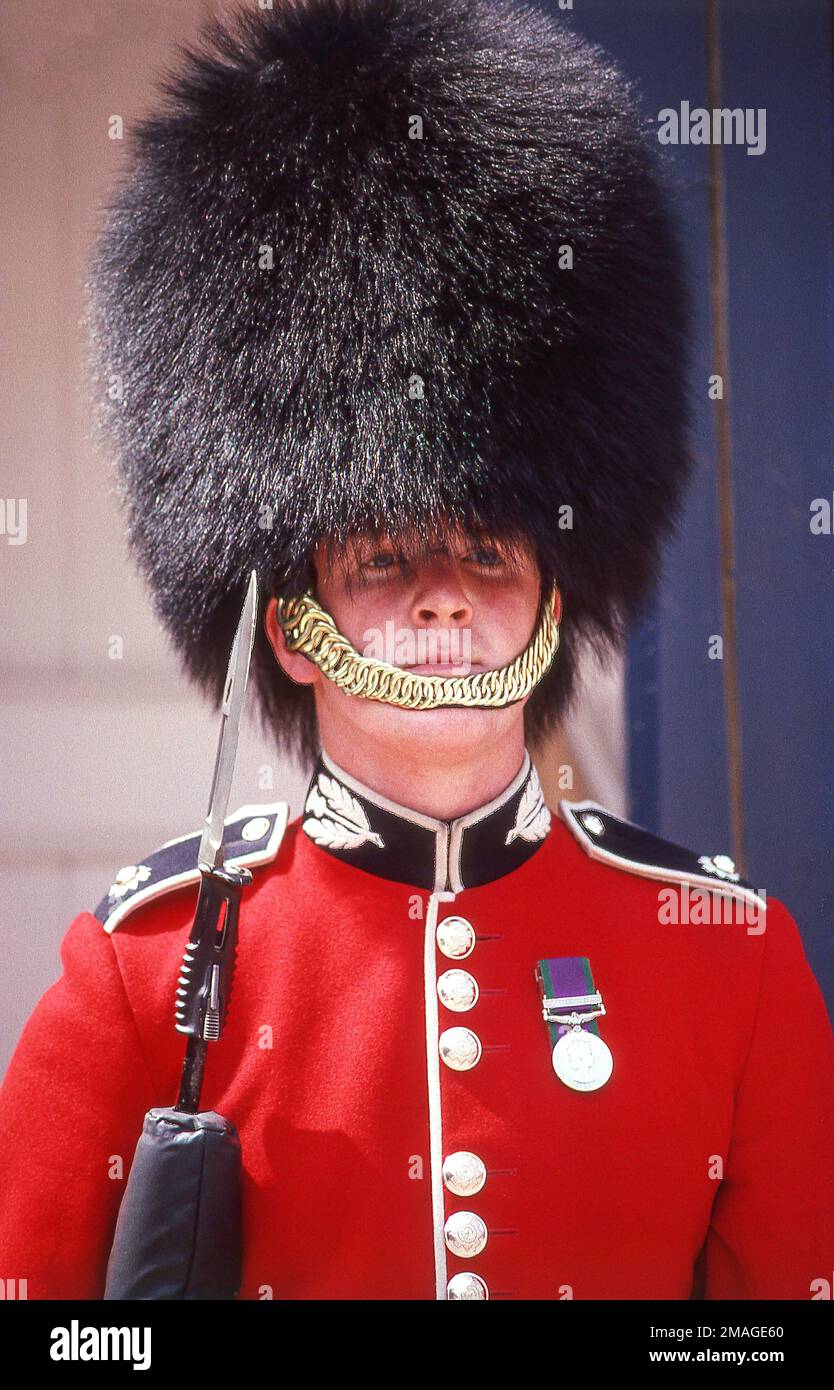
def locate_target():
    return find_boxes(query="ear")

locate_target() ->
[551,583,562,625]
[264,597,319,688]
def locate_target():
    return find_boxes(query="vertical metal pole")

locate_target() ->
[705,0,747,876]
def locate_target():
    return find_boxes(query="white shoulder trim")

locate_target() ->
[559,798,767,913]
[101,802,289,934]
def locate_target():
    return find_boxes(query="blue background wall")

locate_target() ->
[547,0,832,1017]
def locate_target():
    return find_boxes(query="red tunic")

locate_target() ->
[0,757,832,1301]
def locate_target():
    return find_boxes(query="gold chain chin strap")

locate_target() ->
[275,584,561,710]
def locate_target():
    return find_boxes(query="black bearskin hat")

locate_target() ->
[86,0,691,763]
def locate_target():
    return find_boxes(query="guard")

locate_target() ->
[0,0,831,1301]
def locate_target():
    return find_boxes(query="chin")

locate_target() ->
[340,697,524,753]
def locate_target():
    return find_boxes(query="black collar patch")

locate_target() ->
[300,750,551,892]
[94,804,289,932]
[560,800,766,910]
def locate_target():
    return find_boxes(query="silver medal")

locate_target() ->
[551,1025,613,1092]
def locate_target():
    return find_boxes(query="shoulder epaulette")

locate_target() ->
[559,799,766,911]
[94,803,289,934]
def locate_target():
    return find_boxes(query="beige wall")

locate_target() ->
[0,0,624,1077]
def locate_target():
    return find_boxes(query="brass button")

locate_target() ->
[444,1211,488,1258]
[447,1271,489,1300]
[436,969,479,1013]
[442,1151,486,1197]
[241,816,271,842]
[439,1027,482,1071]
[436,915,476,960]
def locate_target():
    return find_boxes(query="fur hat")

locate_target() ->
[86,0,691,762]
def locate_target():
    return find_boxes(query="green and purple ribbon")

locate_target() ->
[535,956,602,1049]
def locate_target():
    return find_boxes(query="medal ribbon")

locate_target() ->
[536,956,602,1047]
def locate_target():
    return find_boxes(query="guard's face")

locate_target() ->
[265,524,542,759]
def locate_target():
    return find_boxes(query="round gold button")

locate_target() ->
[447,1271,489,1300]
[438,1027,482,1071]
[436,969,479,1012]
[444,1211,488,1258]
[442,1151,486,1197]
[436,915,476,960]
[241,816,271,842]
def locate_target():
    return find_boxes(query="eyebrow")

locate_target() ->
[320,530,523,579]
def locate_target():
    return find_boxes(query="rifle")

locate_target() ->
[104,572,258,1300]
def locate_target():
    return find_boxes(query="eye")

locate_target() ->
[466,547,503,567]
[361,550,403,574]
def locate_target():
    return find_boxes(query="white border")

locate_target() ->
[102,802,290,934]
[559,798,767,912]
[447,752,531,892]
[425,889,456,1299]
[320,748,531,893]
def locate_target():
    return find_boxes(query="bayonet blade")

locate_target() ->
[198,569,258,869]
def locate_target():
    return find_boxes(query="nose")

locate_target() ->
[410,558,473,627]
